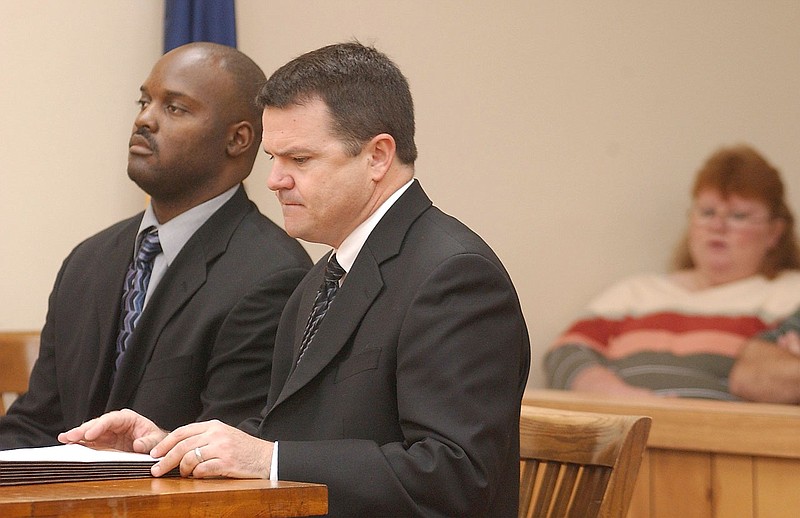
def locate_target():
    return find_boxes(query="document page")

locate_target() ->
[0,443,157,463]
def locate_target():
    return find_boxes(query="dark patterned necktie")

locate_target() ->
[296,254,346,365]
[115,227,162,371]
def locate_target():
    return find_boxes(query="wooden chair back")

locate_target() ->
[0,331,40,415]
[519,404,651,518]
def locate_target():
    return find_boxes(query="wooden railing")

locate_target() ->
[523,389,800,518]
[0,331,40,415]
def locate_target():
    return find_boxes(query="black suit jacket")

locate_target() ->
[0,186,312,449]
[241,181,530,517]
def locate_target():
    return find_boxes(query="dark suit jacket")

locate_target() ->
[0,186,312,449]
[241,181,530,517]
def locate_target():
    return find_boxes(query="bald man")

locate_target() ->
[0,43,311,450]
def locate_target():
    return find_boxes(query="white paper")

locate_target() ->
[0,443,157,463]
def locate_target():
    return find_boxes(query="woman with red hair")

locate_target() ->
[545,144,800,400]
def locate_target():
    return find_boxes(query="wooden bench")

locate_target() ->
[524,389,800,518]
[0,331,40,415]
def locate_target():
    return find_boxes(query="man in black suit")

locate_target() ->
[61,42,530,517]
[0,42,311,450]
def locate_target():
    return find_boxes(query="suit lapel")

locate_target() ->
[273,252,383,408]
[268,180,433,413]
[107,187,252,409]
[107,242,208,408]
[86,217,142,417]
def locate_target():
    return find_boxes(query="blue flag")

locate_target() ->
[164,0,237,53]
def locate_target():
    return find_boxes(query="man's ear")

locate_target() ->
[226,121,255,158]
[366,133,396,181]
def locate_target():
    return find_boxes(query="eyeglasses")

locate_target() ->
[690,206,772,230]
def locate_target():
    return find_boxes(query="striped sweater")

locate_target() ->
[544,271,800,400]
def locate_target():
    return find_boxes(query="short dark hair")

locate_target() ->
[256,41,418,165]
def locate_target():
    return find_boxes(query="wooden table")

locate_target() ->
[0,477,327,517]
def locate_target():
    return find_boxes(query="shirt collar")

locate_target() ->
[136,184,240,265]
[334,178,414,273]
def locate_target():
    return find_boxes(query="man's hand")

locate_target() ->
[149,420,273,479]
[730,337,800,404]
[57,408,168,454]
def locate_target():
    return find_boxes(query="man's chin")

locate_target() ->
[127,169,158,197]
[283,222,308,241]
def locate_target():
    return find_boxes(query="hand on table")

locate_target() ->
[57,408,168,454]
[149,420,273,479]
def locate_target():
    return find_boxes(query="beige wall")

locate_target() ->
[2,1,799,390]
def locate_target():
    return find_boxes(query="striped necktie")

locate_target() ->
[296,254,346,365]
[115,227,161,371]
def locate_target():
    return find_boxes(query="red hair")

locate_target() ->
[671,144,800,278]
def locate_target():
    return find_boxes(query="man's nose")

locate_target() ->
[267,160,292,191]
[133,104,158,132]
